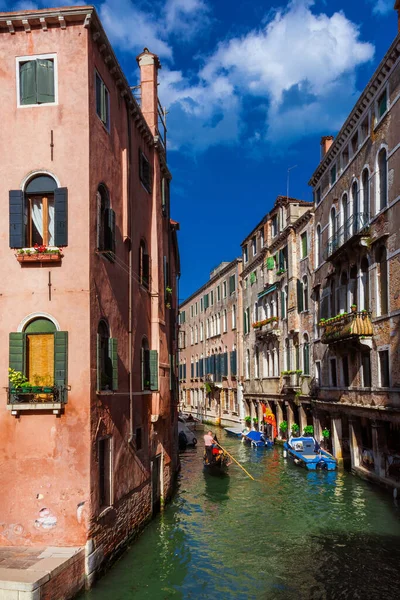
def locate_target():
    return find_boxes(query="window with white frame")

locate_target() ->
[223,281,227,298]
[17,54,57,107]
[200,322,204,341]
[232,304,236,329]
[254,347,260,379]
[223,309,227,333]
[376,88,388,122]
[252,236,257,257]
[245,349,250,379]
[260,228,265,248]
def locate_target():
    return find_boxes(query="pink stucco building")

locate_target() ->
[0,4,179,592]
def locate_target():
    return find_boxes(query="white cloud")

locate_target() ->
[369,0,394,16]
[164,0,210,37]
[99,0,173,59]
[161,0,375,150]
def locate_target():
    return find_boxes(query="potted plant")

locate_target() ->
[303,424,314,436]
[291,423,300,436]
[244,416,251,426]
[253,417,259,429]
[322,428,330,439]
[351,304,357,313]
[279,420,288,438]
[8,368,28,391]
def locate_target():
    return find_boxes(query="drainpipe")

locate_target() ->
[125,97,134,444]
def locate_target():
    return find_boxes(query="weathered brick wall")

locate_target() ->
[41,554,85,600]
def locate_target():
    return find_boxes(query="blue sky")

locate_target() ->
[2,0,398,301]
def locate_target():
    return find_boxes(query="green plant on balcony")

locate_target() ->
[276,268,286,275]
[303,425,314,436]
[253,417,258,425]
[8,368,29,389]
[244,416,251,425]
[322,428,330,439]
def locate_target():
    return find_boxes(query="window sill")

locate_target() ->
[7,402,64,414]
[16,250,63,263]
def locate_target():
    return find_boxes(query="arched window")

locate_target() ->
[194,325,198,344]
[200,322,204,341]
[352,181,359,234]
[360,257,369,311]
[139,240,150,289]
[362,168,370,219]
[245,349,250,379]
[21,174,63,248]
[315,224,322,267]
[377,148,388,212]
[273,345,279,376]
[303,334,310,375]
[232,304,236,329]
[263,345,268,379]
[9,316,69,402]
[216,313,221,335]
[349,265,358,308]
[254,347,259,379]
[223,309,227,333]
[341,193,348,229]
[376,246,388,315]
[330,207,337,239]
[340,271,349,313]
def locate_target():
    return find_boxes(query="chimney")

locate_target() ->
[395,1,400,32]
[320,135,334,159]
[136,48,161,135]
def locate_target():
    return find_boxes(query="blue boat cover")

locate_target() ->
[244,431,265,442]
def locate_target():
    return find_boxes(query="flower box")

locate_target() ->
[17,252,62,263]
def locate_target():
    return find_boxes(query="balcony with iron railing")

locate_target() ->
[324,213,369,261]
[7,385,68,413]
[252,317,281,340]
[320,310,373,345]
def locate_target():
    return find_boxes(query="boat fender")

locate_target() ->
[283,450,287,458]
[294,458,300,464]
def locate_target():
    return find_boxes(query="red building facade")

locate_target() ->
[0,4,179,586]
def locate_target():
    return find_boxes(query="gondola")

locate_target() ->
[203,445,230,473]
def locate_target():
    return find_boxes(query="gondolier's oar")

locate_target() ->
[214,441,255,481]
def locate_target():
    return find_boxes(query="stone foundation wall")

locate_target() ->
[41,553,85,600]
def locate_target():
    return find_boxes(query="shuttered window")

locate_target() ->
[230,350,237,376]
[9,327,68,401]
[297,279,304,312]
[97,323,118,391]
[229,275,236,295]
[9,183,68,249]
[139,150,152,193]
[204,294,209,310]
[95,71,110,130]
[301,232,307,258]
[266,256,275,270]
[19,57,55,106]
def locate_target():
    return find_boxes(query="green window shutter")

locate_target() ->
[149,350,158,391]
[250,271,256,285]
[97,333,101,391]
[9,332,26,375]
[301,233,307,258]
[266,256,275,270]
[36,58,55,103]
[297,279,304,312]
[9,190,25,248]
[204,294,209,309]
[20,60,37,105]
[304,344,310,375]
[109,338,118,390]
[229,275,236,294]
[54,331,68,402]
[54,187,68,247]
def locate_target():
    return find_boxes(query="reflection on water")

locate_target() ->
[80,431,400,600]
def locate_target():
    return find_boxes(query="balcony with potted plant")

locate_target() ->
[252,316,280,340]
[7,368,67,413]
[319,308,373,346]
[281,370,302,390]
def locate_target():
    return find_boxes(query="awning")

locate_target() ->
[258,284,277,300]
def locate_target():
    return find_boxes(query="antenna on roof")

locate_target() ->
[287,165,298,201]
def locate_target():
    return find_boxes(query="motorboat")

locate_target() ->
[284,436,337,470]
[242,430,273,448]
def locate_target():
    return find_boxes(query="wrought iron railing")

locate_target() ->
[320,311,373,344]
[324,212,369,260]
[7,385,67,405]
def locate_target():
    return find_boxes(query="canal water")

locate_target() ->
[80,430,400,600]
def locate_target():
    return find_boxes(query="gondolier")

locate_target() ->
[204,430,215,464]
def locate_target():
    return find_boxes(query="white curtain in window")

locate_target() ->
[31,199,43,242]
[48,199,55,245]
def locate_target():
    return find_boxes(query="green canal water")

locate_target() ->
[81,430,400,600]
